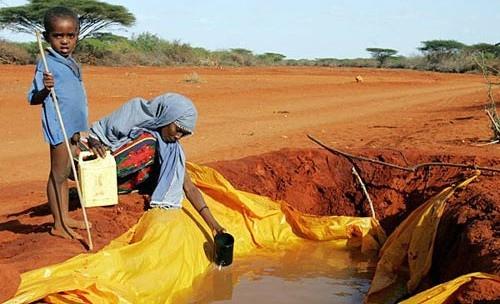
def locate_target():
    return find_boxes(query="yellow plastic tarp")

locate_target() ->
[400,272,500,304]
[7,163,386,304]
[365,173,479,304]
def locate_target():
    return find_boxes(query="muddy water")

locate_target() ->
[175,242,376,303]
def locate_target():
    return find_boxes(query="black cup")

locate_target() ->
[214,232,234,266]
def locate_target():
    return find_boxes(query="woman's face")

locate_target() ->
[160,123,189,143]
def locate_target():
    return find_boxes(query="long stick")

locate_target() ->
[308,134,500,173]
[351,167,377,219]
[36,32,93,250]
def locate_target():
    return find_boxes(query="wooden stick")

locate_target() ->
[486,110,500,136]
[308,135,413,171]
[351,167,377,219]
[307,134,500,173]
[473,140,500,147]
[36,32,93,251]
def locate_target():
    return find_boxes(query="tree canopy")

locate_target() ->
[469,43,500,58]
[0,0,135,39]
[418,40,465,54]
[366,47,398,67]
[230,48,254,55]
[257,52,286,63]
[418,40,465,64]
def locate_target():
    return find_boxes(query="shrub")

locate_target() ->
[256,52,286,65]
[2,34,498,73]
[0,39,32,64]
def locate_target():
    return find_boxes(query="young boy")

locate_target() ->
[28,6,89,239]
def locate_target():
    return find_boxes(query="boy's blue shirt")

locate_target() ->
[28,48,88,146]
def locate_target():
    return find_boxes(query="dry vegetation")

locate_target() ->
[1,35,499,74]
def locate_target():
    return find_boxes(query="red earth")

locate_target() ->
[0,65,498,302]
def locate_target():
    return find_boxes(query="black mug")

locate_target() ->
[214,232,234,266]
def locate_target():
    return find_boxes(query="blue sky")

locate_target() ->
[1,0,499,59]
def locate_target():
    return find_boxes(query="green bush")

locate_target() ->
[76,38,112,64]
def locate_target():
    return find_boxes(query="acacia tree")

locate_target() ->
[257,52,286,64]
[0,0,135,39]
[469,43,500,58]
[366,48,398,67]
[418,40,465,64]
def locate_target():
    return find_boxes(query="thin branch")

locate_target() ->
[472,54,500,140]
[472,140,500,147]
[14,16,43,35]
[308,135,413,172]
[486,110,500,134]
[79,20,114,39]
[486,64,500,75]
[308,135,500,173]
[351,167,377,219]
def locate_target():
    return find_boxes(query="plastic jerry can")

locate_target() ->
[78,151,118,207]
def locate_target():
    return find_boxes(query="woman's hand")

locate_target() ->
[212,223,226,236]
[88,135,107,158]
[142,194,151,204]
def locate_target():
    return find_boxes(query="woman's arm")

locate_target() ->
[183,173,225,235]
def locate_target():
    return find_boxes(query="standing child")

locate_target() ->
[28,6,88,239]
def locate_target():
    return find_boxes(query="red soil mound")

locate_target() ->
[454,278,500,303]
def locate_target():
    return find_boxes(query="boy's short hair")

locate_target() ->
[43,6,80,33]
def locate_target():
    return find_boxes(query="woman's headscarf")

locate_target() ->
[90,93,197,151]
[90,93,198,208]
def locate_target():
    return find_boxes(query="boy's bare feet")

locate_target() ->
[65,218,92,229]
[50,225,84,240]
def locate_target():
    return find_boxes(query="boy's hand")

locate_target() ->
[43,72,54,91]
[88,135,107,158]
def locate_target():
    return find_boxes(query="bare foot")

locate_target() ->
[50,226,84,240]
[65,218,92,229]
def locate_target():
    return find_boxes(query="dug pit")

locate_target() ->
[209,147,500,302]
[0,148,498,302]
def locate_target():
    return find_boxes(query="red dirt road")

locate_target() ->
[0,66,499,302]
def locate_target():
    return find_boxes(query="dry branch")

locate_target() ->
[473,54,500,141]
[351,166,377,219]
[308,135,500,173]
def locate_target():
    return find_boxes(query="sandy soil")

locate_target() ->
[0,65,498,302]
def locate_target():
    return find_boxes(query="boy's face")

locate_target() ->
[45,17,79,57]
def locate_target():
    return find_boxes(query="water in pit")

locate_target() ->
[174,241,376,303]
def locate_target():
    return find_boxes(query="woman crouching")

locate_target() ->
[87,92,225,235]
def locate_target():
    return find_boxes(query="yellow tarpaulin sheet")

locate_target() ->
[400,272,500,304]
[7,163,385,304]
[365,173,480,304]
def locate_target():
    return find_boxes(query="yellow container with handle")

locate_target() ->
[78,151,118,207]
